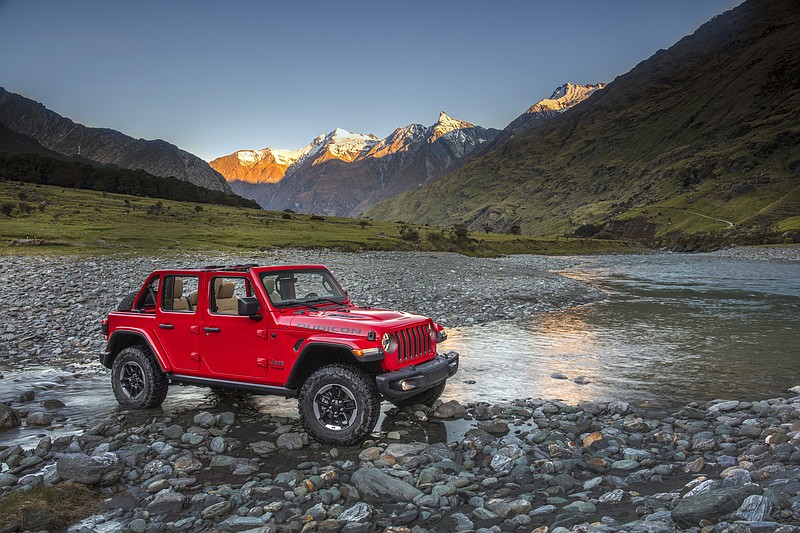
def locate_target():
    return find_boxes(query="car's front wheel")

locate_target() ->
[299,364,380,445]
[111,345,169,409]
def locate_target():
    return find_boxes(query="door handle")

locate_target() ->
[158,323,175,330]
[203,327,221,333]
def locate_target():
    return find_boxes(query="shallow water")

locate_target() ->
[442,254,800,409]
[2,253,799,447]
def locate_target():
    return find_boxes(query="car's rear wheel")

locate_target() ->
[299,364,380,445]
[111,345,168,409]
[391,381,446,408]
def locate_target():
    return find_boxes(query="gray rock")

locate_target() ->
[731,494,772,521]
[193,411,217,428]
[129,518,147,533]
[448,512,474,532]
[56,452,122,485]
[249,440,278,455]
[219,516,266,531]
[0,404,21,430]
[671,484,762,528]
[562,501,596,515]
[383,442,427,457]
[210,436,227,454]
[611,459,640,471]
[147,488,186,515]
[276,432,305,450]
[163,424,184,440]
[432,400,467,419]
[351,467,423,501]
[210,455,237,467]
[174,454,203,473]
[338,502,373,522]
[0,473,18,488]
[26,412,53,426]
[231,458,259,476]
[202,500,232,519]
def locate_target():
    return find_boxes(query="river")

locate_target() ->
[443,253,800,410]
[2,252,798,447]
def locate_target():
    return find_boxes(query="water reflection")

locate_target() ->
[443,254,800,410]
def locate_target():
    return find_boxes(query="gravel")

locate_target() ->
[0,250,601,367]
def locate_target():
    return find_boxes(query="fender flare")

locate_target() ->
[105,328,172,372]
[286,341,367,389]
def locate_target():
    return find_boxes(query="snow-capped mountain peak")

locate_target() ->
[432,111,475,140]
[526,82,606,114]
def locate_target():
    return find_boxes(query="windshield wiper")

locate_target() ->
[309,298,346,307]
[277,300,318,310]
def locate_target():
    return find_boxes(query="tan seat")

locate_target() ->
[215,281,239,314]
[188,290,198,308]
[264,278,282,303]
[171,277,190,311]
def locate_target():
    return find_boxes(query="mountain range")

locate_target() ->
[210,84,603,217]
[0,87,231,193]
[368,0,800,246]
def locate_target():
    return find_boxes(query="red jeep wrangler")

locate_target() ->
[101,264,458,445]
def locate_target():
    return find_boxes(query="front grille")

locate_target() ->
[396,324,434,363]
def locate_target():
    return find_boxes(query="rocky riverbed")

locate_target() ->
[2,249,800,531]
[3,392,800,532]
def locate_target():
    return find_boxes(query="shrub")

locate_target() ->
[451,223,470,245]
[1,203,14,217]
[281,213,292,220]
[358,220,369,229]
[310,214,325,222]
[194,205,203,213]
[18,201,33,214]
[399,225,420,241]
[508,224,522,235]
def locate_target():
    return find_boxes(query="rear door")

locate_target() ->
[201,274,269,379]
[155,274,201,372]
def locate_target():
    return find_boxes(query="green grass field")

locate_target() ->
[0,181,644,257]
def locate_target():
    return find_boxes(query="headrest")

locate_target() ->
[173,277,184,297]
[217,281,235,299]
[264,278,276,292]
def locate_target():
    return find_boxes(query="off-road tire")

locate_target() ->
[117,291,138,312]
[299,364,380,446]
[391,381,446,408]
[111,345,169,409]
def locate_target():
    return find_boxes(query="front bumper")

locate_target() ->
[375,351,459,400]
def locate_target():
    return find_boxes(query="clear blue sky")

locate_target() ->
[0,0,742,161]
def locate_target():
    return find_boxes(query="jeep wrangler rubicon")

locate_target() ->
[100,264,458,445]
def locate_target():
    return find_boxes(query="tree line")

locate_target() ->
[0,153,260,209]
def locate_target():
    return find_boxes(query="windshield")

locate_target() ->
[260,269,347,307]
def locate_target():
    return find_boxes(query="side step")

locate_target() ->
[168,374,298,398]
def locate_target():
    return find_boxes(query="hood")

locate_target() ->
[285,307,430,338]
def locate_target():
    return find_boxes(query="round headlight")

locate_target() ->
[381,332,397,353]
[429,324,436,341]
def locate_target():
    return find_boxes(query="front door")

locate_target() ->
[201,275,269,379]
[155,274,201,372]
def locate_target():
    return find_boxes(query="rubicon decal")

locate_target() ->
[296,323,363,335]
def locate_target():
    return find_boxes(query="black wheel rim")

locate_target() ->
[313,383,358,430]
[120,361,146,400]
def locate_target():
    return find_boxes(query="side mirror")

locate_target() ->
[238,297,262,320]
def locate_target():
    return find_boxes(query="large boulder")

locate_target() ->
[351,467,422,502]
[56,452,123,485]
[0,404,21,430]
[672,484,762,528]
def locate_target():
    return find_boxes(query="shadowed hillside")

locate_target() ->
[368,0,800,249]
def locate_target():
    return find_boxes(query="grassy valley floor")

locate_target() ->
[0,181,644,257]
